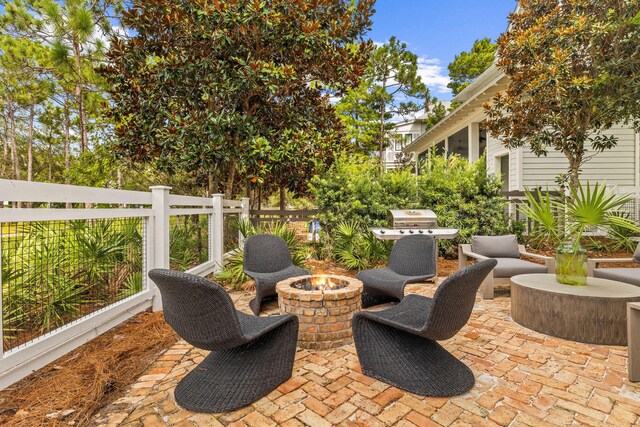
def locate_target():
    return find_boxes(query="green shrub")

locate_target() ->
[312,152,512,262]
[312,153,418,230]
[417,154,511,257]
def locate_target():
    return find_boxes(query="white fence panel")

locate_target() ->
[0,181,246,389]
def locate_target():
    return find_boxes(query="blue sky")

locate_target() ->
[368,0,517,100]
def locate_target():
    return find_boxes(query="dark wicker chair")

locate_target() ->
[243,234,309,315]
[352,258,497,397]
[148,269,299,413]
[357,235,436,308]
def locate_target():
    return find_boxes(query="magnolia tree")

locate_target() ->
[485,0,640,189]
[102,0,374,198]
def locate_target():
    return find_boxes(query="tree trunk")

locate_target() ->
[64,95,71,184]
[48,138,53,181]
[248,186,257,210]
[2,117,8,178]
[117,165,122,188]
[279,186,286,210]
[567,154,582,191]
[207,167,219,196]
[64,95,71,208]
[27,105,34,182]
[9,106,19,180]
[379,104,385,174]
[225,156,236,198]
[72,38,88,153]
[26,105,35,208]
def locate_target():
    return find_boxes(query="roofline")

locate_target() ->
[403,71,510,154]
[452,63,503,104]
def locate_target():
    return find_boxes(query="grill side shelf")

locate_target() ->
[371,228,459,240]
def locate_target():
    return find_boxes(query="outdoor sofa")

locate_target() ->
[588,242,640,287]
[458,235,555,299]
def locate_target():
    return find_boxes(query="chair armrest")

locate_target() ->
[518,246,551,261]
[587,257,635,276]
[518,245,555,273]
[459,244,489,270]
[459,244,489,260]
[588,258,635,264]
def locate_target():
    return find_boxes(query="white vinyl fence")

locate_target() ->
[0,179,249,389]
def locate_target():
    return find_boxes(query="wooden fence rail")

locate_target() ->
[250,209,319,224]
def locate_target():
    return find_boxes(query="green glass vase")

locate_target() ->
[555,241,587,286]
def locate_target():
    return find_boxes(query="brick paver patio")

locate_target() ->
[92,280,640,427]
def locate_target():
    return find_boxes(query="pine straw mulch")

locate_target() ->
[0,311,177,427]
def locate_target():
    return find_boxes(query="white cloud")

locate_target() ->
[416,57,451,96]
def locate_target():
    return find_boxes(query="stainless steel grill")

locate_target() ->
[371,209,459,240]
[387,209,437,229]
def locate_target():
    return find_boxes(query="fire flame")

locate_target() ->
[313,275,338,290]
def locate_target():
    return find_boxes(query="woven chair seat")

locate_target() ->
[243,235,310,315]
[353,259,496,397]
[357,235,436,308]
[149,269,298,413]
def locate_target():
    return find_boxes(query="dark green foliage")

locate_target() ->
[101,0,375,196]
[417,154,511,257]
[447,38,497,96]
[312,153,419,230]
[313,152,511,263]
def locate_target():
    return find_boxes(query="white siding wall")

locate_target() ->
[521,124,638,189]
[486,133,501,174]
[486,124,638,190]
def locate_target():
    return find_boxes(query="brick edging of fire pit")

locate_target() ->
[276,275,363,350]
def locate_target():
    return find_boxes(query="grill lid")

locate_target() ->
[388,209,437,228]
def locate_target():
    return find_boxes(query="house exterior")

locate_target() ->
[384,101,452,170]
[403,63,640,195]
[383,113,428,170]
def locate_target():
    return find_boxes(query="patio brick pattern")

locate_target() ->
[92,281,640,426]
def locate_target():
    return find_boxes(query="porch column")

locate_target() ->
[444,137,449,154]
[469,123,480,162]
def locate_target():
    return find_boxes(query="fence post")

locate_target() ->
[212,194,224,273]
[239,197,250,249]
[149,186,171,311]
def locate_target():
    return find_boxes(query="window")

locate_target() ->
[395,134,413,151]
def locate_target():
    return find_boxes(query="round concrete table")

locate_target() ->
[510,274,640,345]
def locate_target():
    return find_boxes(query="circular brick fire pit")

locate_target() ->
[276,275,363,350]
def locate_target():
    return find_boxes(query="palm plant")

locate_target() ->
[331,220,389,270]
[520,183,640,247]
[520,183,640,285]
[73,220,128,289]
[7,222,87,333]
[518,188,560,246]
